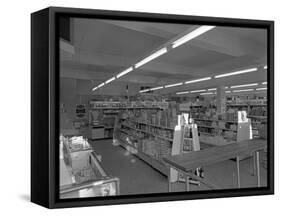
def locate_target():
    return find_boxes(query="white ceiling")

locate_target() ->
[60,17,267,95]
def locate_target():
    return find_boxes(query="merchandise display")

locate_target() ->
[60,134,120,198]
[52,13,271,202]
[88,101,170,140]
[62,95,268,196]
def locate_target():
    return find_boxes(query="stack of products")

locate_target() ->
[159,139,172,160]
[258,123,267,139]
[141,138,171,162]
[119,132,139,150]
[68,136,90,151]
[249,107,267,117]
[222,109,238,121]
[182,138,193,152]
[148,126,173,139]
[73,167,96,184]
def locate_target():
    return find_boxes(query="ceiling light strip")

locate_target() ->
[176,91,190,95]
[172,26,216,49]
[94,26,216,92]
[215,67,258,78]
[185,77,211,84]
[135,48,167,69]
[233,89,254,93]
[165,82,183,88]
[256,87,267,91]
[105,77,116,84]
[139,89,151,93]
[150,86,164,91]
[200,92,214,95]
[116,67,133,78]
[98,83,105,88]
[230,83,258,89]
[190,89,206,93]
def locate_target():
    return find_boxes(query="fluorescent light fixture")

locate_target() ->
[116,67,133,78]
[256,87,267,91]
[215,67,258,78]
[150,86,164,91]
[105,77,116,84]
[176,91,189,95]
[185,77,211,84]
[98,83,105,88]
[135,48,167,68]
[226,91,231,93]
[233,89,254,93]
[191,89,206,93]
[200,92,213,95]
[262,82,267,85]
[264,65,267,69]
[172,26,216,49]
[139,89,151,93]
[225,87,229,89]
[230,83,258,89]
[208,88,216,91]
[165,82,183,88]
[92,87,98,91]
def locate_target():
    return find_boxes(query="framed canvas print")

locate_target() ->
[31,6,274,208]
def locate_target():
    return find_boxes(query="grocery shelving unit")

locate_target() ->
[191,110,253,147]
[113,106,173,175]
[113,109,200,177]
[88,101,169,140]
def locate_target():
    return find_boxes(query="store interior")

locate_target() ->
[59,17,268,198]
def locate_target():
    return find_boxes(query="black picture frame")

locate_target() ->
[31,6,274,209]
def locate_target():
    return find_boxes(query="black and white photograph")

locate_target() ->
[59,17,269,199]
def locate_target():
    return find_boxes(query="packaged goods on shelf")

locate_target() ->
[182,138,194,152]
[199,134,234,146]
[230,124,237,131]
[68,136,90,151]
[74,167,96,184]
[223,110,238,122]
[119,132,139,149]
[223,131,237,141]
[249,107,267,117]
[258,123,267,139]
[141,138,171,161]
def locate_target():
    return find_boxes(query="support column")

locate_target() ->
[216,86,226,114]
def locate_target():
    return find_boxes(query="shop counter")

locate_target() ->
[163,139,266,191]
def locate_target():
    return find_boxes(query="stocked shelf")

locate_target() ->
[196,124,237,132]
[88,101,170,140]
[121,123,174,142]
[193,118,237,124]
[117,139,169,175]
[112,107,179,175]
[248,115,267,119]
[133,120,174,130]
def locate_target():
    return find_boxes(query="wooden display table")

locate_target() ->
[163,139,266,191]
